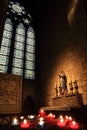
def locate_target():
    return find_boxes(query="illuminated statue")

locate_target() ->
[59,70,67,93]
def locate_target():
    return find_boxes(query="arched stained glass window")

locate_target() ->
[25,26,35,79]
[12,23,25,76]
[0,18,12,73]
[0,0,35,79]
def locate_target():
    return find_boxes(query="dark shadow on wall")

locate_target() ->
[23,95,36,115]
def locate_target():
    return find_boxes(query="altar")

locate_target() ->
[52,93,82,107]
[41,92,83,113]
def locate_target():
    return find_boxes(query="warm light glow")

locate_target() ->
[72,120,76,125]
[24,119,27,124]
[38,120,45,126]
[39,117,44,121]
[69,120,80,129]
[57,118,66,127]
[13,118,18,123]
[39,109,46,116]
[41,109,44,112]
[28,115,35,120]
[12,118,19,125]
[68,116,72,121]
[20,116,24,120]
[67,0,79,25]
[47,113,55,119]
[20,119,30,128]
[65,115,69,119]
[60,118,64,123]
[59,115,63,119]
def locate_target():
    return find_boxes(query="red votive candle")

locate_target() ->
[39,109,46,116]
[69,120,80,129]
[57,116,66,128]
[47,113,55,120]
[20,119,30,129]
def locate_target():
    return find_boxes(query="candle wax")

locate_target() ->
[20,119,30,128]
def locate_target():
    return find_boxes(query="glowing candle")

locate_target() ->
[28,115,35,121]
[47,113,55,120]
[65,115,73,123]
[69,120,80,129]
[20,116,24,120]
[38,117,45,128]
[39,109,46,116]
[57,117,66,128]
[68,116,73,121]
[20,119,30,128]
[12,118,19,126]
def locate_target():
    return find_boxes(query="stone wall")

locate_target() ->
[39,0,87,107]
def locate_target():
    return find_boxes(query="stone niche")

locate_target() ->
[53,71,83,108]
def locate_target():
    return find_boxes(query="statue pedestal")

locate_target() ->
[53,93,83,107]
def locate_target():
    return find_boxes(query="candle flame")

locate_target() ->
[72,121,76,125]
[41,109,44,112]
[13,118,18,123]
[60,118,64,123]
[68,116,72,121]
[24,119,27,124]
[65,115,69,119]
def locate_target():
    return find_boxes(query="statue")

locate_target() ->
[73,80,78,93]
[69,81,73,94]
[59,70,67,93]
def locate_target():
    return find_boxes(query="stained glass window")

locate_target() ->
[12,23,25,76]
[0,18,12,73]
[25,70,35,79]
[0,0,35,79]
[12,67,23,75]
[13,58,23,67]
[24,26,35,79]
[1,38,11,47]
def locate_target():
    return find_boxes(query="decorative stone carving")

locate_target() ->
[53,93,83,107]
[69,81,73,94]
[0,73,22,114]
[73,80,78,93]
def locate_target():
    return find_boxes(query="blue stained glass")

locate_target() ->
[1,38,11,47]
[0,1,35,79]
[4,23,12,31]
[26,52,35,61]
[25,69,35,79]
[27,38,35,46]
[0,65,7,73]
[26,45,35,53]
[16,27,25,35]
[14,42,24,50]
[0,55,9,65]
[15,34,24,42]
[3,30,12,38]
[28,26,34,32]
[18,23,24,28]
[25,61,35,70]
[5,18,12,24]
[27,26,35,38]
[12,67,23,75]
[13,49,24,58]
[27,32,35,39]
[13,58,23,67]
[0,46,10,55]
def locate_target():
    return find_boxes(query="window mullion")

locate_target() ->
[23,28,28,78]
